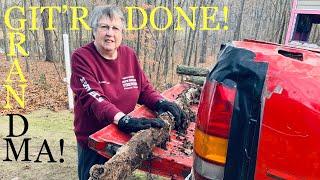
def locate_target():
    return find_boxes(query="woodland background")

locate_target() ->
[0,0,320,179]
[0,0,319,113]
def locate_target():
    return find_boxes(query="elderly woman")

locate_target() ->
[70,5,185,180]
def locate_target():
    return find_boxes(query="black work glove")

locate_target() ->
[154,99,186,131]
[118,115,165,133]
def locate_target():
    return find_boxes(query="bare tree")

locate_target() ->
[0,0,10,61]
[40,0,54,61]
[234,0,245,40]
[23,0,30,72]
[135,0,141,57]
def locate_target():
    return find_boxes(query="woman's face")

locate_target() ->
[94,16,123,58]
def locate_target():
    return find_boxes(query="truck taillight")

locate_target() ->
[196,80,236,138]
[193,80,236,179]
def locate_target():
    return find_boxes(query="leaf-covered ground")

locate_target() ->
[0,58,68,115]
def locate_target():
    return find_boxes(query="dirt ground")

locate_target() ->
[0,109,77,179]
[0,109,167,180]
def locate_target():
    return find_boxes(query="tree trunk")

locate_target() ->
[193,28,200,66]
[185,76,206,85]
[254,0,266,39]
[135,0,141,57]
[40,0,54,61]
[186,0,204,66]
[143,32,148,73]
[176,65,209,76]
[198,0,214,64]
[152,0,162,73]
[23,0,30,72]
[0,0,10,61]
[233,0,245,40]
[163,0,174,83]
[59,0,66,67]
[29,0,42,60]
[198,31,208,64]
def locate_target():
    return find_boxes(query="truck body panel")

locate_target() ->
[229,40,320,179]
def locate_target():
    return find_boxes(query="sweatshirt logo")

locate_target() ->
[122,76,138,90]
[80,77,104,102]
[98,81,110,84]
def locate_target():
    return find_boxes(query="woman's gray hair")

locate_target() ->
[89,5,126,33]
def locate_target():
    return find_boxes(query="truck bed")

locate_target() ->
[88,83,198,179]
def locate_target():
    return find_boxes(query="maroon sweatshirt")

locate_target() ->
[71,42,163,147]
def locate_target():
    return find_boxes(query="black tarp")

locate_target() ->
[207,44,268,180]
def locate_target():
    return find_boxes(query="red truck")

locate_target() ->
[193,0,320,179]
[193,39,320,180]
[90,1,320,179]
